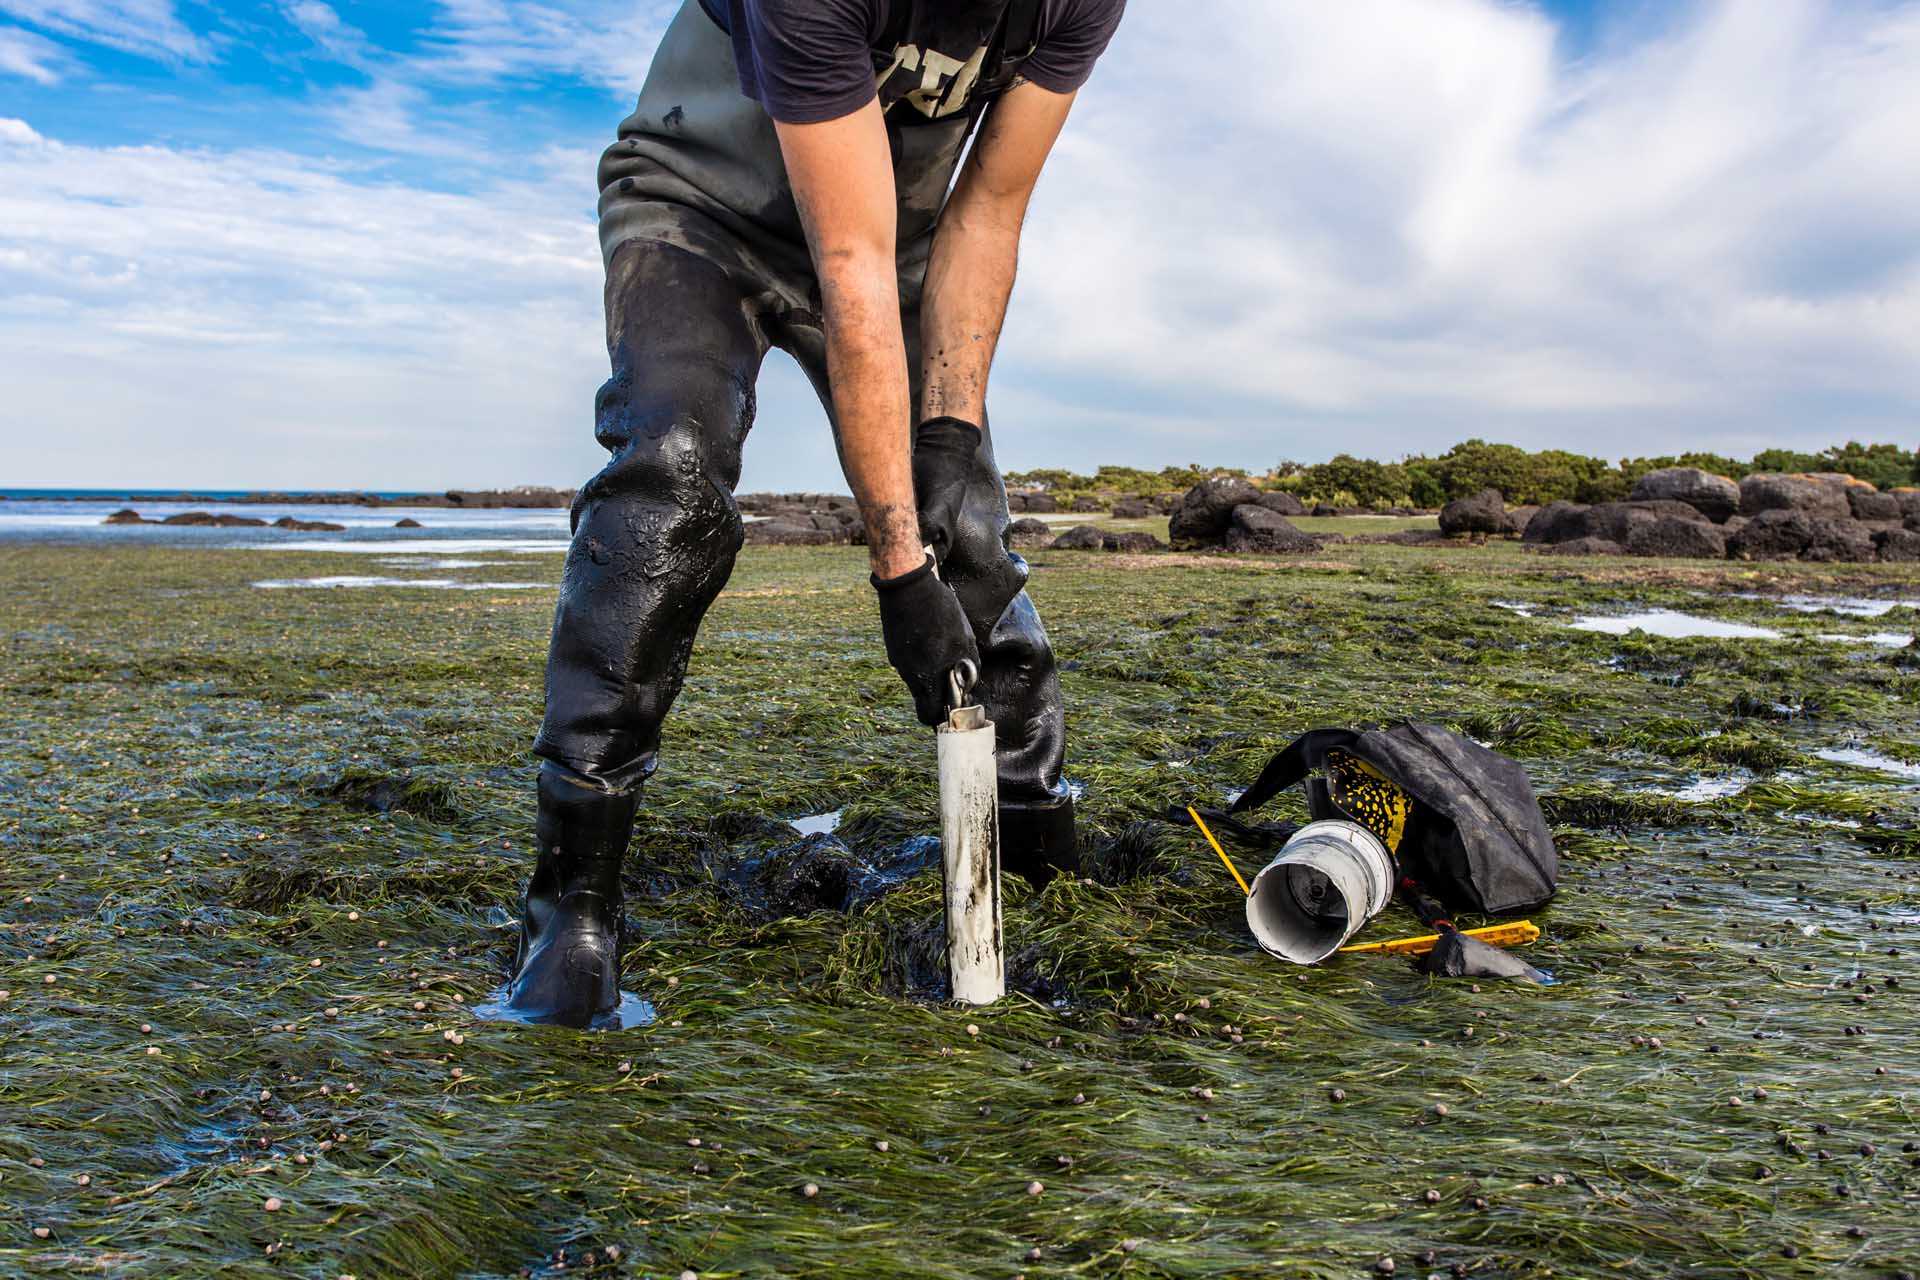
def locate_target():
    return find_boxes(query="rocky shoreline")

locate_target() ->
[1439,468,1920,564]
[70,469,1920,564]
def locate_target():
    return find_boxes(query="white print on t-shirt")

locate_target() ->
[876,42,988,119]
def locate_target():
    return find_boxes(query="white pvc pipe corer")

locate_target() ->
[1245,820,1395,964]
[937,692,1004,1006]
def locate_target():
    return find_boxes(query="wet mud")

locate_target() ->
[720,833,943,922]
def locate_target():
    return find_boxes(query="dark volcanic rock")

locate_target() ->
[1505,505,1539,537]
[1585,500,1706,545]
[1630,467,1742,522]
[1070,496,1105,513]
[1739,473,1851,521]
[1728,509,1814,560]
[1222,505,1320,554]
[1543,536,1625,557]
[1803,517,1877,563]
[1102,531,1165,553]
[1895,489,1920,521]
[444,486,573,509]
[1847,487,1902,522]
[1875,528,1920,563]
[1255,490,1308,517]
[1168,477,1263,545]
[1019,491,1060,514]
[103,509,150,525]
[1005,491,1028,513]
[161,511,268,527]
[1008,517,1052,544]
[1438,488,1508,536]
[1625,517,1727,559]
[393,517,423,528]
[1110,498,1152,518]
[743,519,840,546]
[1523,501,1591,545]
[272,516,347,532]
[1050,524,1107,550]
[1312,504,1338,518]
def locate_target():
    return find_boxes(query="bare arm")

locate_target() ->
[772,101,923,580]
[920,81,1076,424]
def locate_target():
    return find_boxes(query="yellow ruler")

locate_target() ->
[1340,920,1540,956]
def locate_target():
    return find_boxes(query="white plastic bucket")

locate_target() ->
[1245,820,1395,964]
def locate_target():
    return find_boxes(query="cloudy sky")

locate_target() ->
[1,0,1915,492]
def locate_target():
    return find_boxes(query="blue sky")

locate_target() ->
[1,0,1916,490]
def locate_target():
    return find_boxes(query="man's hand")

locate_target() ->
[873,555,980,726]
[912,415,981,564]
[771,101,924,580]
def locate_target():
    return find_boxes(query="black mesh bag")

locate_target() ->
[1228,723,1558,915]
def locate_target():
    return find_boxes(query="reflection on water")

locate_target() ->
[253,576,546,591]
[1757,593,1920,618]
[1569,610,1780,640]
[790,810,843,836]
[472,986,657,1031]
[1814,631,1914,650]
[1661,773,1753,802]
[1814,747,1920,781]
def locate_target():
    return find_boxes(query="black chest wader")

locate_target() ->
[503,0,1073,1025]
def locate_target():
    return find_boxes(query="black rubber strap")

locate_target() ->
[1004,0,1044,59]
[1228,728,1359,815]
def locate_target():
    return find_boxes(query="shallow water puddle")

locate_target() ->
[790,810,842,836]
[1752,593,1920,618]
[1813,631,1914,649]
[253,576,546,591]
[471,987,657,1031]
[252,538,566,554]
[1660,773,1753,802]
[1569,610,1780,640]
[376,557,513,570]
[1813,747,1920,781]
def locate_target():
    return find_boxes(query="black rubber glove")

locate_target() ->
[913,415,981,566]
[873,554,980,727]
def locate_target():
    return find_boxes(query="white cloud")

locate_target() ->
[321,79,464,157]
[0,22,65,81]
[1,0,1917,492]
[1009,0,1920,467]
[0,0,209,62]
[0,114,43,142]
[0,129,613,488]
[280,0,369,65]
[409,0,677,94]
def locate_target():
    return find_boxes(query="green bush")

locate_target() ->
[1011,440,1917,506]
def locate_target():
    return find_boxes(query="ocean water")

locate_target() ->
[0,490,571,550]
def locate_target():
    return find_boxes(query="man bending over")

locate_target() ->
[506,0,1126,1025]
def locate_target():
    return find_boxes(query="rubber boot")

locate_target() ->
[1000,796,1078,888]
[503,762,639,1027]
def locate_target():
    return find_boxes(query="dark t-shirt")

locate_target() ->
[697,0,1125,125]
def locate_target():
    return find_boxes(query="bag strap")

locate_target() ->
[1003,0,1044,60]
[1228,729,1358,815]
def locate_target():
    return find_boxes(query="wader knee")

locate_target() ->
[535,242,763,784]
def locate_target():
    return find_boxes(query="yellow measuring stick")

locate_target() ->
[1340,920,1541,956]
[1187,806,1251,897]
